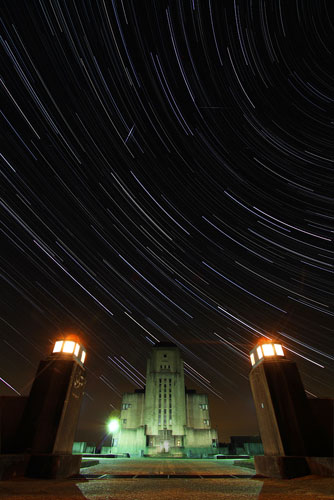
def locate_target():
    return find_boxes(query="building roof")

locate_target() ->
[153,341,178,348]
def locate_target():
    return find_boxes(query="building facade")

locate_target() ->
[112,343,218,456]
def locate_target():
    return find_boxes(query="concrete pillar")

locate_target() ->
[248,340,311,478]
[20,338,87,477]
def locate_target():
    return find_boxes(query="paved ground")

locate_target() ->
[0,458,333,499]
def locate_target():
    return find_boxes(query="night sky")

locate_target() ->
[1,1,333,444]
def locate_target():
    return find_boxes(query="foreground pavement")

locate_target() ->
[0,458,333,499]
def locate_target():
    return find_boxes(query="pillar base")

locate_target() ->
[306,457,334,477]
[254,455,309,479]
[26,454,82,479]
[0,454,29,480]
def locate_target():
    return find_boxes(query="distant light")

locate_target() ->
[262,343,275,357]
[53,340,63,353]
[107,418,119,434]
[81,350,86,364]
[74,343,80,357]
[274,343,284,356]
[250,353,255,366]
[63,340,75,354]
[257,346,263,359]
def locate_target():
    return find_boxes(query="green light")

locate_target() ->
[107,418,119,434]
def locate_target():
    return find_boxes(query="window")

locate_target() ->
[199,404,208,410]
[122,403,131,410]
[122,419,127,424]
[163,354,167,358]
[203,419,209,425]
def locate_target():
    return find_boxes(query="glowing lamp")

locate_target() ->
[52,338,86,364]
[250,353,255,366]
[63,340,75,353]
[249,340,285,368]
[53,340,63,353]
[107,418,119,434]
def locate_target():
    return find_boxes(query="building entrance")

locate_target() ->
[159,430,173,453]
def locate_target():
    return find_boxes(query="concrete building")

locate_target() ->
[112,343,218,456]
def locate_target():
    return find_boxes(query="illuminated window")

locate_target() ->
[81,350,86,364]
[63,340,75,353]
[74,343,80,357]
[262,344,275,357]
[257,346,263,359]
[53,340,63,353]
[203,419,209,425]
[250,353,255,366]
[274,344,284,356]
[122,419,127,424]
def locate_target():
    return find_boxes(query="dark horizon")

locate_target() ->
[1,1,333,445]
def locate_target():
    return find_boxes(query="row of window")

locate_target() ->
[158,408,172,426]
[160,364,170,369]
[123,418,208,426]
[122,403,132,409]
[199,404,208,410]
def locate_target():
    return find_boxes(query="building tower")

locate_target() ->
[113,342,218,456]
[144,343,186,452]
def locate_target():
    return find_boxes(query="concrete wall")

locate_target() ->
[186,393,210,429]
[113,427,146,456]
[0,396,28,453]
[184,427,218,449]
[308,399,333,457]
[120,392,144,429]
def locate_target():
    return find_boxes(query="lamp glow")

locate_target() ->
[74,343,80,357]
[262,344,275,357]
[107,418,119,434]
[250,353,255,366]
[53,340,63,353]
[63,340,75,354]
[274,343,284,356]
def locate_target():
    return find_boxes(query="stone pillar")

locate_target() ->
[20,338,87,478]
[249,340,311,478]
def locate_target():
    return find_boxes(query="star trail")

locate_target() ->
[1,0,333,441]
